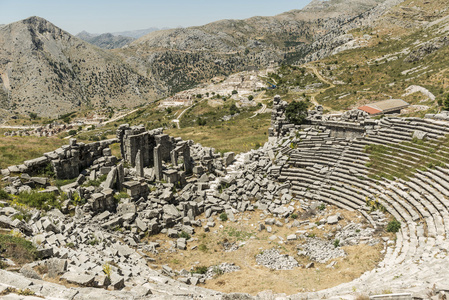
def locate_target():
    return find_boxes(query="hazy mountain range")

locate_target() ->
[75,27,167,49]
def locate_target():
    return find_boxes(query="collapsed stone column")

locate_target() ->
[154,145,162,181]
[135,150,144,178]
[183,146,192,175]
[171,150,178,167]
[116,163,124,191]
[155,134,173,162]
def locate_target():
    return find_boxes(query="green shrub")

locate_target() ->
[72,192,86,206]
[198,244,208,252]
[55,178,76,188]
[191,265,208,274]
[68,130,77,136]
[219,212,228,221]
[89,237,99,246]
[285,100,309,125]
[37,163,55,178]
[178,231,191,240]
[386,220,401,233]
[290,213,298,219]
[197,117,207,126]
[113,192,129,204]
[84,174,107,187]
[318,204,326,211]
[333,239,340,248]
[229,104,240,115]
[0,189,11,200]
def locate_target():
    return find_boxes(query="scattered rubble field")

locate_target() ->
[144,207,388,295]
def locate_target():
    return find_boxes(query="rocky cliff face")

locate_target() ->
[0,17,163,117]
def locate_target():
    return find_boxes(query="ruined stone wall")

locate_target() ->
[50,139,118,179]
[1,138,117,179]
[155,134,173,162]
[268,95,288,138]
[117,124,161,167]
[312,121,366,139]
[268,96,373,140]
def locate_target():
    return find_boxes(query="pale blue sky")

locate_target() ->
[0,0,312,35]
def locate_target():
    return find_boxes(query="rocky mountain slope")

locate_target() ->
[0,17,164,117]
[0,0,415,118]
[116,0,404,94]
[76,31,135,49]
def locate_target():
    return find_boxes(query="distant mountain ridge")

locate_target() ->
[120,0,400,94]
[111,27,165,39]
[76,31,135,49]
[76,28,165,49]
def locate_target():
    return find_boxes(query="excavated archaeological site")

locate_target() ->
[2,95,449,299]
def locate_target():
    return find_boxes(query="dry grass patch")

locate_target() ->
[166,113,271,153]
[143,206,388,295]
[0,136,67,169]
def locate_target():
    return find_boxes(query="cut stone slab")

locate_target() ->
[135,217,147,232]
[163,204,180,218]
[20,264,42,280]
[46,258,68,277]
[0,215,14,228]
[115,244,134,258]
[36,247,53,259]
[167,229,179,238]
[327,215,339,225]
[287,234,297,241]
[110,273,125,290]
[61,272,95,286]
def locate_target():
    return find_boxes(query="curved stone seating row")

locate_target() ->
[286,127,449,267]
[282,121,449,297]
[376,130,413,142]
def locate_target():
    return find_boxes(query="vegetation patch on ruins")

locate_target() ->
[364,135,449,180]
[0,232,37,267]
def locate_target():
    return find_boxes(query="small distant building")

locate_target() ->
[358,99,409,115]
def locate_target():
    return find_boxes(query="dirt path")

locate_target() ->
[103,108,140,125]
[304,64,335,107]
[173,98,208,129]
[0,125,40,129]
[249,103,267,119]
